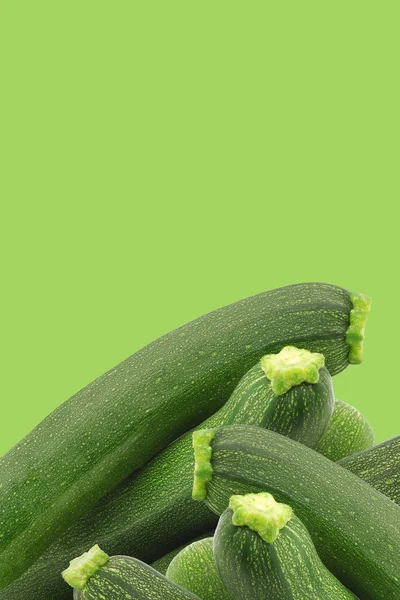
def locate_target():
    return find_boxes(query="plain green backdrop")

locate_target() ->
[0,2,398,455]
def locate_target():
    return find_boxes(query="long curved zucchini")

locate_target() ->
[214,493,354,599]
[166,538,231,600]
[61,545,201,600]
[152,435,400,580]
[2,345,335,600]
[339,436,400,505]
[193,425,400,600]
[315,399,375,461]
[160,434,400,573]
[0,283,370,589]
[0,283,369,589]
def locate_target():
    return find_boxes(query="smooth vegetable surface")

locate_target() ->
[194,424,400,600]
[0,282,368,589]
[62,546,202,600]
[214,493,354,599]
[167,537,231,600]
[339,436,400,505]
[316,399,375,461]
[3,345,335,600]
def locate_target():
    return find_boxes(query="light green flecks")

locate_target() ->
[192,429,216,501]
[62,544,109,590]
[229,492,293,543]
[347,293,371,364]
[260,346,325,395]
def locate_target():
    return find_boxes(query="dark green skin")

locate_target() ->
[339,436,400,505]
[214,509,354,600]
[2,361,335,599]
[0,282,354,589]
[72,555,201,600]
[315,399,375,461]
[152,435,400,574]
[203,424,400,600]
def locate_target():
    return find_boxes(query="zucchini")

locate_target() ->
[339,436,400,505]
[214,492,354,599]
[151,533,213,575]
[166,538,231,600]
[192,345,335,501]
[315,399,375,461]
[0,283,369,588]
[2,345,335,600]
[62,545,201,600]
[163,434,400,571]
[193,424,400,600]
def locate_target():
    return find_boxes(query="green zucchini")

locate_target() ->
[0,283,370,589]
[166,538,231,600]
[193,425,400,600]
[147,436,400,584]
[147,437,400,581]
[151,533,213,575]
[214,492,354,599]
[62,545,201,600]
[315,399,375,461]
[339,436,400,505]
[0,283,369,589]
[2,345,335,600]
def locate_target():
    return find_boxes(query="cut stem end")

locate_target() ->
[62,545,109,590]
[260,346,325,395]
[192,429,216,501]
[229,492,293,543]
[347,293,371,364]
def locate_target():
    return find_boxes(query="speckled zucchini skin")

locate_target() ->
[238,363,335,450]
[214,509,354,600]
[2,352,334,600]
[339,436,400,505]
[151,533,213,575]
[154,434,400,577]
[315,399,375,461]
[0,282,360,589]
[200,424,400,600]
[167,538,231,600]
[72,555,201,600]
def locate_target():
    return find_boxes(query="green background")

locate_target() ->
[1,2,398,455]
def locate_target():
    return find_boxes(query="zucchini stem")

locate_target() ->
[347,293,371,364]
[192,429,216,501]
[229,492,293,543]
[62,545,109,590]
[260,346,325,395]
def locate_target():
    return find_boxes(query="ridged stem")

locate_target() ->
[62,545,109,590]
[229,492,293,543]
[260,346,325,395]
[192,429,216,501]
[347,293,372,364]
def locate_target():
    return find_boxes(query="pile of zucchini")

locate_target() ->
[0,282,398,599]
